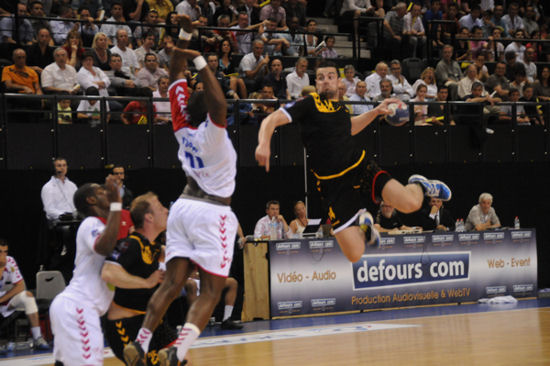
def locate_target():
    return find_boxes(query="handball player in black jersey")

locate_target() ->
[255,60,451,263]
[101,192,174,365]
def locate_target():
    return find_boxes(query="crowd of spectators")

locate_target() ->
[0,0,548,127]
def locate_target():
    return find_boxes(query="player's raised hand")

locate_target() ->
[104,174,121,203]
[176,13,193,32]
[255,144,271,172]
[376,98,402,116]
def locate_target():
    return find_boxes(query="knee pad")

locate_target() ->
[20,292,38,315]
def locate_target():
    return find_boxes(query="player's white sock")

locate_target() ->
[223,305,234,321]
[136,327,153,353]
[175,322,200,361]
[31,326,42,340]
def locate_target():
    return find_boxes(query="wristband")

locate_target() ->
[179,28,192,41]
[110,202,122,211]
[193,56,207,71]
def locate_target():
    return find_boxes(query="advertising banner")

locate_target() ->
[269,229,537,317]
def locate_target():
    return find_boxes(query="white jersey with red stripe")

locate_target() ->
[0,256,23,299]
[168,78,237,197]
[56,216,114,316]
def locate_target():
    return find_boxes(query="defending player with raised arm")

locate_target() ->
[255,60,451,263]
[49,175,122,365]
[124,13,239,366]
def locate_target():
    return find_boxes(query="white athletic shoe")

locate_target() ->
[358,212,380,248]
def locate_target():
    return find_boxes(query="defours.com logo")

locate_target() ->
[352,252,470,290]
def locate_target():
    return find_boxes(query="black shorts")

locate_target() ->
[103,315,177,366]
[315,157,384,232]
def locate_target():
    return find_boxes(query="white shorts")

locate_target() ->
[165,198,237,277]
[49,295,104,366]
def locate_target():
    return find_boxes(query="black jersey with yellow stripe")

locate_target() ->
[284,93,363,177]
[107,232,162,312]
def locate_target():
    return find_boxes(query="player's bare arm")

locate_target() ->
[101,262,164,289]
[350,98,400,135]
[0,280,24,304]
[94,174,122,256]
[169,14,193,83]
[255,109,291,172]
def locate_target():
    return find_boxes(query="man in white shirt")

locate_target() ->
[99,2,133,46]
[40,158,78,222]
[49,176,122,365]
[458,5,483,31]
[403,3,426,58]
[458,64,483,99]
[365,62,389,99]
[254,200,289,239]
[387,60,414,101]
[349,81,373,115]
[110,29,139,75]
[502,2,524,34]
[153,75,171,124]
[239,39,270,92]
[41,48,80,95]
[50,5,75,45]
[136,53,168,91]
[135,32,160,68]
[286,57,309,99]
[175,0,201,21]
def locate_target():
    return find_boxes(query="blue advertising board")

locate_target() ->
[269,229,537,317]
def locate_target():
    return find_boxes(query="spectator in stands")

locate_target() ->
[426,198,455,231]
[152,75,170,124]
[372,78,394,102]
[320,35,338,59]
[523,5,539,37]
[463,81,501,123]
[279,16,302,57]
[441,3,460,45]
[0,239,50,351]
[509,63,527,97]
[261,17,290,56]
[161,11,179,41]
[387,59,414,102]
[458,4,483,31]
[100,1,134,46]
[505,29,526,62]
[26,28,55,74]
[458,64,482,99]
[57,94,73,124]
[134,8,161,47]
[136,53,167,91]
[411,84,431,125]
[157,34,174,68]
[286,57,309,99]
[41,47,80,95]
[77,7,99,47]
[523,47,537,83]
[203,53,241,99]
[465,192,501,231]
[91,32,113,71]
[51,5,76,45]
[123,0,150,22]
[231,12,260,55]
[76,86,110,126]
[147,0,174,21]
[374,202,411,233]
[485,61,510,99]
[239,39,269,92]
[288,200,308,237]
[77,51,111,97]
[454,26,472,61]
[41,157,78,221]
[2,48,42,95]
[521,84,545,126]
[472,51,490,82]
[175,0,201,21]
[0,2,35,45]
[468,26,489,57]
[112,165,133,207]
[502,2,524,35]
[383,2,407,59]
[486,26,505,62]
[428,86,455,125]
[253,84,277,115]
[28,0,52,36]
[337,79,349,102]
[349,81,372,115]
[254,200,289,239]
[302,19,321,56]
[534,66,550,101]
[412,66,438,100]
[121,87,156,124]
[111,29,140,75]
[62,29,85,68]
[499,87,530,125]
[435,44,461,100]
[365,61,389,99]
[260,0,286,28]
[341,64,361,98]
[218,39,237,75]
[71,0,104,18]
[403,3,426,58]
[504,50,520,81]
[490,5,508,37]
[263,57,289,100]
[106,53,138,96]
[135,31,160,68]
[237,0,261,26]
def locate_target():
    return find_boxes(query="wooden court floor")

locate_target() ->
[103,306,550,366]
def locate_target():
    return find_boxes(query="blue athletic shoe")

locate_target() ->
[408,174,452,201]
[358,211,380,248]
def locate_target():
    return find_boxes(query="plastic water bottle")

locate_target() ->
[455,219,461,232]
[514,216,520,229]
[270,217,278,240]
[455,219,465,232]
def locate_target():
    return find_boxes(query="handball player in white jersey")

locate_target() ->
[49,175,122,365]
[124,15,238,366]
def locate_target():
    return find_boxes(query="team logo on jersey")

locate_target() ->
[311,93,343,113]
